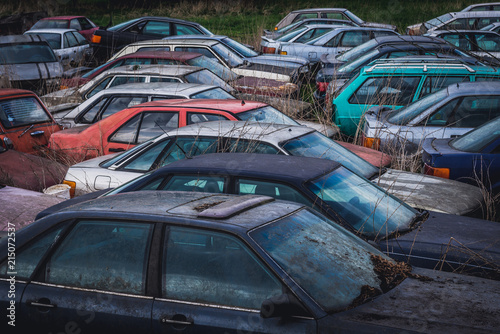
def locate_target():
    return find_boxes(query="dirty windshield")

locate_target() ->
[250,209,385,312]
[307,166,417,239]
[237,106,299,125]
[282,131,379,179]
[0,43,57,64]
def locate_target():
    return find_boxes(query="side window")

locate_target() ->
[339,31,369,47]
[137,112,179,143]
[109,113,140,144]
[69,18,80,30]
[78,18,92,30]
[0,224,67,279]
[149,77,183,83]
[295,28,332,43]
[478,17,500,29]
[174,47,216,59]
[426,99,460,126]
[222,138,281,154]
[174,23,203,35]
[121,58,154,66]
[86,77,112,99]
[101,96,148,120]
[108,76,146,88]
[449,96,500,127]
[419,76,469,98]
[349,76,421,106]
[125,21,146,34]
[444,18,472,30]
[476,76,500,81]
[163,226,282,309]
[152,137,219,168]
[163,175,225,193]
[324,33,342,47]
[78,97,108,123]
[475,33,500,51]
[142,20,171,36]
[122,139,172,172]
[187,112,229,125]
[65,32,79,48]
[293,13,317,23]
[73,32,88,46]
[323,12,344,20]
[237,179,312,206]
[63,33,69,49]
[45,221,153,295]
[372,31,397,38]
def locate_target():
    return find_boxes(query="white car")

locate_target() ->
[24,28,91,69]
[63,121,484,216]
[407,11,500,35]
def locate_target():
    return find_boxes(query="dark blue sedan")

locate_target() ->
[422,115,500,195]
[2,191,500,333]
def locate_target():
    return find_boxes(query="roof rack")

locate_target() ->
[365,60,476,73]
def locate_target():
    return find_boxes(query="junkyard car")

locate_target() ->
[29,15,98,41]
[277,27,399,63]
[263,18,355,40]
[424,30,500,60]
[362,81,500,154]
[329,59,500,136]
[65,153,497,277]
[53,82,234,128]
[42,64,236,107]
[462,2,500,11]
[481,21,500,33]
[422,115,500,195]
[90,16,213,63]
[109,38,305,83]
[49,99,331,163]
[24,28,92,69]
[0,34,63,95]
[62,121,484,217]
[272,7,396,31]
[2,191,499,333]
[406,11,500,35]
[0,88,61,154]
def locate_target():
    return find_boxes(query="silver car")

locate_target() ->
[63,121,484,216]
[362,81,500,154]
[24,28,91,70]
[277,27,398,63]
[407,11,500,35]
[424,30,500,59]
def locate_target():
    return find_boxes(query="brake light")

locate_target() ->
[91,34,101,43]
[63,180,76,198]
[262,46,276,54]
[316,81,329,93]
[424,164,450,179]
[363,136,380,150]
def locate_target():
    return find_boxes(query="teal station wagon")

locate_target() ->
[330,59,500,136]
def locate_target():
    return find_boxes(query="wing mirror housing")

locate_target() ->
[260,293,309,319]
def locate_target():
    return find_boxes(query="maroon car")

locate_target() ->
[60,51,298,97]
[29,16,98,42]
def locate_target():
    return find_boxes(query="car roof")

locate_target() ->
[0,88,39,98]
[129,98,267,111]
[39,16,87,20]
[446,11,500,18]
[370,35,447,44]
[53,190,301,232]
[117,50,202,61]
[360,60,498,74]
[430,29,500,34]
[25,28,79,34]
[159,37,220,46]
[155,153,342,181]
[95,64,205,76]
[0,34,49,44]
[157,120,314,144]
[290,8,348,13]
[117,16,204,26]
[86,81,220,96]
[446,80,500,94]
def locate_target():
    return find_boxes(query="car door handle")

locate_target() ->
[109,148,125,152]
[28,298,56,308]
[30,130,45,137]
[160,315,193,326]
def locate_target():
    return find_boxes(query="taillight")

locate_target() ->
[63,180,76,198]
[363,136,381,150]
[424,163,450,179]
[316,81,329,93]
[91,34,101,43]
[279,50,287,55]
[274,27,278,31]
[261,46,276,54]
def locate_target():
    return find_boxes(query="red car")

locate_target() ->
[60,51,298,97]
[29,16,98,42]
[0,89,61,154]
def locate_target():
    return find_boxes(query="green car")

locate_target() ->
[330,58,500,136]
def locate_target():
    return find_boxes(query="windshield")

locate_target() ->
[187,55,239,82]
[337,49,379,74]
[282,132,379,179]
[250,208,387,312]
[0,97,52,128]
[387,88,449,125]
[277,27,308,42]
[26,33,61,49]
[425,13,453,29]
[451,115,500,152]
[337,39,378,62]
[344,10,365,25]
[211,42,244,67]
[190,87,235,99]
[307,167,417,239]
[0,43,57,64]
[222,37,258,57]
[184,69,234,92]
[237,106,299,125]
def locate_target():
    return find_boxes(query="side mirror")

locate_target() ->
[260,293,309,319]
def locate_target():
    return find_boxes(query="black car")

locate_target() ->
[90,16,213,63]
[3,191,500,333]
[40,153,500,279]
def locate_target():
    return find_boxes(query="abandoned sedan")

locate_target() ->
[1,191,499,333]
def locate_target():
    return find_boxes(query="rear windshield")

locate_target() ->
[0,97,52,128]
[0,42,57,64]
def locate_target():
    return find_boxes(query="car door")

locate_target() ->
[16,220,155,334]
[152,225,316,333]
[63,31,81,66]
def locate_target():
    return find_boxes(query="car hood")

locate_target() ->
[327,268,500,333]
[372,169,484,215]
[240,61,297,76]
[41,86,80,107]
[381,211,500,276]
[232,76,298,96]
[0,62,63,80]
[422,138,455,157]
[250,54,309,66]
